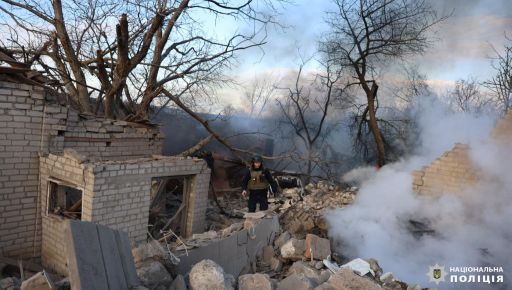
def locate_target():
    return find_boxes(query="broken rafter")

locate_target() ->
[178,134,213,157]
[162,88,293,162]
[162,88,244,161]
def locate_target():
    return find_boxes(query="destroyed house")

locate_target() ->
[0,66,210,275]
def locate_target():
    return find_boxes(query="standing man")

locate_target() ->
[241,155,279,212]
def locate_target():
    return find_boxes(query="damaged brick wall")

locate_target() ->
[412,143,479,196]
[413,111,512,196]
[0,79,163,259]
[38,152,210,275]
[62,112,163,160]
[89,157,211,241]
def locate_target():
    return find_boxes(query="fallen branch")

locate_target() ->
[163,88,294,161]
[177,134,213,157]
[162,89,244,160]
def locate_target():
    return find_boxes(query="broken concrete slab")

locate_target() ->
[280,238,305,260]
[238,273,273,290]
[276,273,317,290]
[174,215,280,278]
[63,220,139,290]
[20,271,53,290]
[304,234,331,260]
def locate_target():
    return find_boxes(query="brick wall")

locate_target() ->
[0,81,68,259]
[62,111,163,160]
[413,111,512,196]
[90,156,211,242]
[0,80,163,259]
[38,153,210,275]
[39,152,95,274]
[412,143,479,196]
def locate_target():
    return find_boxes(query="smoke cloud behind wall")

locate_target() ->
[328,98,510,289]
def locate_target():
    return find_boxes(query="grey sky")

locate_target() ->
[220,0,512,108]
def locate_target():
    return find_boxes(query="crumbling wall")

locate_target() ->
[90,157,211,242]
[38,153,210,275]
[62,112,163,160]
[412,144,479,196]
[413,111,512,196]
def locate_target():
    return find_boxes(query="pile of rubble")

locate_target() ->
[277,181,357,238]
[129,228,434,290]
[3,180,432,290]
[203,180,357,236]
[125,178,434,290]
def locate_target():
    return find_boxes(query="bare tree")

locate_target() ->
[450,77,490,113]
[0,0,283,121]
[276,60,344,182]
[484,37,512,115]
[320,0,446,167]
[242,73,277,118]
[392,65,432,107]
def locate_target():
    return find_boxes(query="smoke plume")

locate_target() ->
[327,97,510,290]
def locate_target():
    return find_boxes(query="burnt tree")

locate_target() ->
[320,0,445,167]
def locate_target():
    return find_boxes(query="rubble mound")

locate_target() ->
[278,181,356,238]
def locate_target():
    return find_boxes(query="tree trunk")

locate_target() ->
[305,145,313,184]
[52,0,91,113]
[367,83,386,168]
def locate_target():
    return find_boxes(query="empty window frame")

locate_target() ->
[47,178,83,220]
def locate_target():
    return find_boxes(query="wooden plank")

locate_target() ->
[64,220,108,290]
[97,224,128,290]
[114,230,140,288]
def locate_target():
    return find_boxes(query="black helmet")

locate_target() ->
[251,155,263,163]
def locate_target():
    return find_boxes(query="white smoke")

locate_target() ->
[327,97,510,290]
